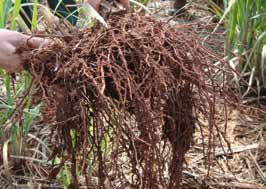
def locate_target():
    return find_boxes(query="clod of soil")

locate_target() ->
[18,13,236,188]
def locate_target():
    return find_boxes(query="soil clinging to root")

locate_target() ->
[18,13,236,188]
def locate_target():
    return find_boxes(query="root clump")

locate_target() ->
[19,13,235,188]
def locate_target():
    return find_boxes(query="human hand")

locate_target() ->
[0,29,49,73]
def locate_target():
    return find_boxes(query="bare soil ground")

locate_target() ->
[183,109,266,189]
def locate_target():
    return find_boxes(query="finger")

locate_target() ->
[0,42,23,73]
[0,29,27,46]
[0,54,23,73]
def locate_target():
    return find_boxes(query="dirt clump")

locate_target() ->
[18,13,236,188]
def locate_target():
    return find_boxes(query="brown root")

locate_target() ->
[18,13,237,188]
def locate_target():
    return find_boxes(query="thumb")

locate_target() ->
[4,30,50,48]
[26,36,51,48]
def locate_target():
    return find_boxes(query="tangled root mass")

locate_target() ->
[19,13,235,188]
